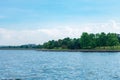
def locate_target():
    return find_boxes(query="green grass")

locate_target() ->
[95,46,120,50]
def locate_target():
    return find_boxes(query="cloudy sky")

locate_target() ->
[0,0,120,45]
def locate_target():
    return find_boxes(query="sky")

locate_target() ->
[0,0,120,45]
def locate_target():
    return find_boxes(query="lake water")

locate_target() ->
[0,50,120,80]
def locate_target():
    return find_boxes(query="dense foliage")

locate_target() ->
[41,32,120,49]
[1,32,120,49]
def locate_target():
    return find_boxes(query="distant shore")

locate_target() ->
[36,49,120,52]
[0,48,35,50]
[0,48,120,52]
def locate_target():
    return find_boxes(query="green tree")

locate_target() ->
[89,33,96,48]
[117,34,120,43]
[106,33,119,47]
[43,40,56,49]
[99,32,107,47]
[72,38,81,49]
[95,33,101,47]
[62,37,71,49]
[80,32,90,49]
[41,32,120,50]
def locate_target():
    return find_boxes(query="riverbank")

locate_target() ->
[37,49,120,52]
[0,48,120,52]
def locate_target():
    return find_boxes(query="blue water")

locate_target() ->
[0,50,120,80]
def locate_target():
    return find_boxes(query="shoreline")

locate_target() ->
[0,48,120,52]
[37,49,120,52]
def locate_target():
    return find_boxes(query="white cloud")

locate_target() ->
[0,20,120,45]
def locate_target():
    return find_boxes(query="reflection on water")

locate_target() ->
[0,50,120,80]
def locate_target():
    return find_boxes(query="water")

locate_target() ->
[0,50,120,80]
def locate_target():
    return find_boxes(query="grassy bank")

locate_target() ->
[1,46,120,52]
[37,46,120,52]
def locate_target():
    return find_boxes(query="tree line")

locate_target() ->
[0,32,120,49]
[40,32,120,49]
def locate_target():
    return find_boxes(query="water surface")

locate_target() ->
[0,50,120,80]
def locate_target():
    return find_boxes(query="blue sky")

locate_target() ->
[0,0,120,45]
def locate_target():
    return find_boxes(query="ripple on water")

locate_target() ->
[0,51,120,80]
